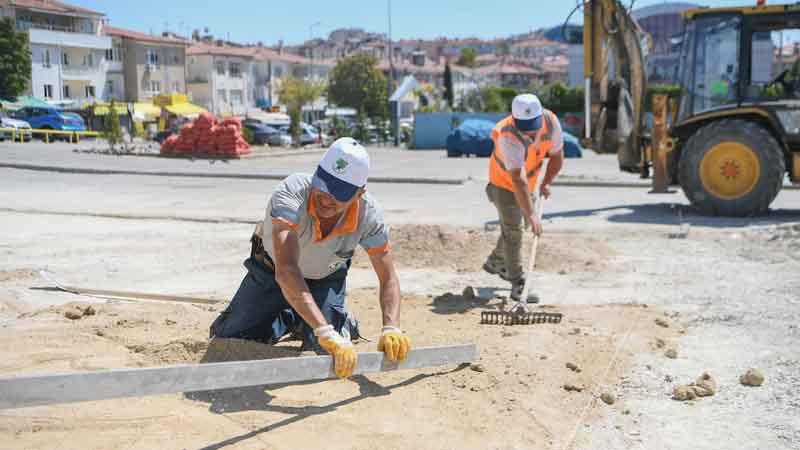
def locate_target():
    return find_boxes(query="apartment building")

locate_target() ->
[104,26,189,102]
[186,43,255,116]
[0,0,111,105]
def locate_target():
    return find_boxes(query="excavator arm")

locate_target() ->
[583,0,649,173]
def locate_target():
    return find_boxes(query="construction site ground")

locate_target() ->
[1,143,799,449]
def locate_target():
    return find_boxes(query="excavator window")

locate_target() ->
[685,16,741,116]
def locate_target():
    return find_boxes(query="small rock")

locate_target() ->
[655,318,669,328]
[622,409,631,415]
[31,425,43,433]
[569,327,581,335]
[740,369,764,387]
[539,355,548,360]
[94,329,105,337]
[64,309,83,320]
[672,385,696,401]
[462,286,476,300]
[165,319,177,326]
[470,363,486,373]
[664,374,674,383]
[501,329,520,337]
[601,393,616,405]
[566,362,582,373]
[694,372,716,397]
[470,386,481,392]
[82,305,96,316]
[664,348,678,359]
[558,269,567,275]
[655,338,666,348]
[563,383,585,393]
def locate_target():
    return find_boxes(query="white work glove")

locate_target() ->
[314,324,357,379]
[378,326,411,362]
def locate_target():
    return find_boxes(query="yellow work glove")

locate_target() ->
[378,326,411,362]
[314,324,357,379]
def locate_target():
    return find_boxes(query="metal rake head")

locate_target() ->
[480,310,563,326]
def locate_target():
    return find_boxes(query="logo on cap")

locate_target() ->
[525,108,532,115]
[333,158,349,174]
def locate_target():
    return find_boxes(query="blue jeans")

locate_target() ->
[209,256,356,353]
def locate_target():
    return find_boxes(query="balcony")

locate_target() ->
[62,65,101,80]
[29,28,111,50]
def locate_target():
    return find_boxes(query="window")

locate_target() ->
[43,84,53,99]
[43,49,51,68]
[63,85,70,98]
[689,16,741,115]
[106,46,122,62]
[230,89,243,105]
[216,60,226,75]
[229,62,241,78]
[146,49,159,67]
[62,52,69,66]
[83,53,94,67]
[85,86,96,98]
[172,51,180,65]
[149,81,161,93]
[106,80,114,96]
[217,89,227,102]
[273,65,283,77]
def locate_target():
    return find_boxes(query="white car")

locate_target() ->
[0,111,33,141]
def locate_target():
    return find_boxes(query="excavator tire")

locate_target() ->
[678,119,785,217]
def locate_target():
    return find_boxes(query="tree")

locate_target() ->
[0,17,32,101]
[276,75,325,145]
[328,53,388,119]
[443,63,454,109]
[457,48,477,68]
[459,86,518,113]
[104,101,123,152]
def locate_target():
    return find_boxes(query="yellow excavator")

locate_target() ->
[583,0,800,216]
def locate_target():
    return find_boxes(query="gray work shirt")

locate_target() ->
[255,173,390,279]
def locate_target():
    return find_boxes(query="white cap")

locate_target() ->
[511,94,543,132]
[311,137,370,202]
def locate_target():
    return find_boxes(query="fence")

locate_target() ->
[0,128,100,143]
[411,112,507,150]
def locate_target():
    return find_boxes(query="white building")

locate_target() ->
[186,43,255,116]
[0,0,112,106]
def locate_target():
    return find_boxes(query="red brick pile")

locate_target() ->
[161,113,251,157]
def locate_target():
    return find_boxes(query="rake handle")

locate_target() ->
[519,197,545,304]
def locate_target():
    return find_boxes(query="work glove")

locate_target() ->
[315,324,357,379]
[378,326,411,362]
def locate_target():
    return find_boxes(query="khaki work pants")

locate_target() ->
[485,183,534,282]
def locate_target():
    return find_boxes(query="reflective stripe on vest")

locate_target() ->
[489,111,555,192]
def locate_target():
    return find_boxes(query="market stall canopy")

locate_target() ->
[133,103,161,121]
[165,102,207,117]
[92,103,130,116]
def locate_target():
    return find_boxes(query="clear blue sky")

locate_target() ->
[69,0,758,45]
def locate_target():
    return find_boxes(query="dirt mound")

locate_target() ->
[128,338,209,365]
[201,338,302,363]
[353,225,615,273]
[0,268,38,282]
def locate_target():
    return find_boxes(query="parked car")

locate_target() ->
[299,122,327,146]
[244,119,292,147]
[0,110,33,141]
[12,106,86,140]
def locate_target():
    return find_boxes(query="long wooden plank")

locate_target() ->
[0,344,476,409]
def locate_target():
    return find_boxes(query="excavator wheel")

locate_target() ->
[678,119,785,217]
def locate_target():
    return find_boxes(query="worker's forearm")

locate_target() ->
[512,178,534,218]
[379,274,402,327]
[275,266,327,329]
[542,152,564,186]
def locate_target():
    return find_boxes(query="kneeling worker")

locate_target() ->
[211,138,411,378]
[483,94,564,302]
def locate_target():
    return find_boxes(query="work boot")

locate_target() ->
[510,278,540,304]
[483,258,511,281]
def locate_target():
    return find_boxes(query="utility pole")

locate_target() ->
[308,21,321,122]
[388,0,394,91]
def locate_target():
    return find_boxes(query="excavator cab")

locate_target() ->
[585,1,800,216]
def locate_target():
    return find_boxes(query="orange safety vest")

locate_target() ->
[489,110,556,193]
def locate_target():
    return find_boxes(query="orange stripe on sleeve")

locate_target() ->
[366,242,391,256]
[271,218,298,231]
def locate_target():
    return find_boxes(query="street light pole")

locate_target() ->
[308,21,321,123]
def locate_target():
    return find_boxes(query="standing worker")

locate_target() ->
[483,94,564,302]
[210,138,411,379]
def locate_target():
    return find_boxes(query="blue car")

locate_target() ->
[12,106,86,140]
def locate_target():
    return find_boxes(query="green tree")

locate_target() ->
[104,101,123,151]
[457,48,477,68]
[0,17,32,100]
[459,86,518,112]
[276,75,325,146]
[443,62,454,109]
[328,53,388,119]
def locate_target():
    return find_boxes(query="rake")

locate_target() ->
[481,197,563,326]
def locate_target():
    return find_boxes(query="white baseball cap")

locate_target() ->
[311,137,370,202]
[511,94,543,132]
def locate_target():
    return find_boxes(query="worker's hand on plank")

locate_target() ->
[527,214,543,237]
[378,326,411,362]
[315,325,357,379]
